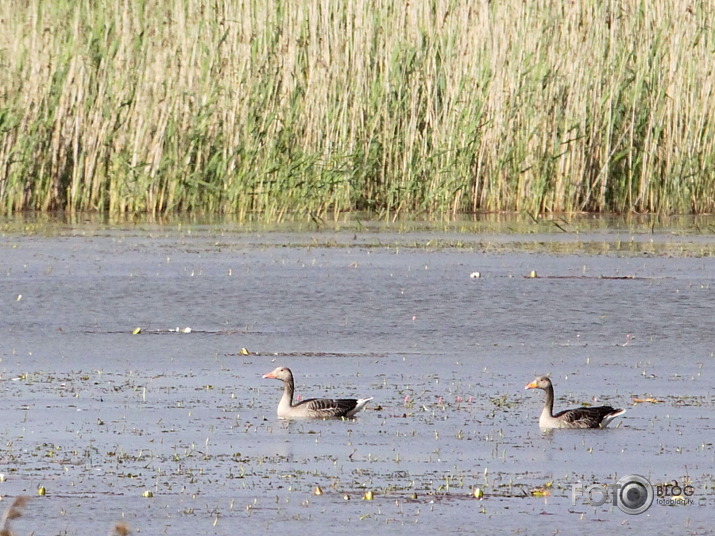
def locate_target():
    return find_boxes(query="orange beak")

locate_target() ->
[263,371,276,379]
[525,381,537,390]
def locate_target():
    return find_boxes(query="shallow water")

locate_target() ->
[0,219,713,535]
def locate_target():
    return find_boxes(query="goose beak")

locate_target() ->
[525,381,537,390]
[263,371,276,379]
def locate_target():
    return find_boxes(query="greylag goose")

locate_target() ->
[263,366,372,419]
[525,376,626,429]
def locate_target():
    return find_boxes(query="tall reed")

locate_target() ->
[1,0,714,218]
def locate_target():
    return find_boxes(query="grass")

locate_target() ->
[1,1,714,218]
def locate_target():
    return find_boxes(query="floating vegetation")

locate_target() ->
[633,397,664,404]
[529,482,553,498]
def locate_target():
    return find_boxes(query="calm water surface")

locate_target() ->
[0,218,713,535]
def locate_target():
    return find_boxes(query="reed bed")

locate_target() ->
[1,0,714,218]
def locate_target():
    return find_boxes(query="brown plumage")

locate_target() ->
[263,367,372,419]
[525,376,626,429]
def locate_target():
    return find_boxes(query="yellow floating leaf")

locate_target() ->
[132,327,142,335]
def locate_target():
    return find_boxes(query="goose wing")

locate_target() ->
[298,397,361,418]
[554,405,622,428]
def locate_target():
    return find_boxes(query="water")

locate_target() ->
[0,220,713,535]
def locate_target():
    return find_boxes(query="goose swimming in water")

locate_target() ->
[525,376,626,429]
[263,366,372,419]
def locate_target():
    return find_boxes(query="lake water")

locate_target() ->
[0,216,713,535]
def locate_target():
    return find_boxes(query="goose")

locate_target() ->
[263,366,372,419]
[525,376,626,429]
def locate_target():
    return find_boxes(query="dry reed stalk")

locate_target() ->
[0,496,30,536]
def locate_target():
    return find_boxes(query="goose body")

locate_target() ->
[525,376,626,429]
[263,367,372,419]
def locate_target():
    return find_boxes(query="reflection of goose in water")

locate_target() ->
[525,376,626,429]
[263,367,372,419]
